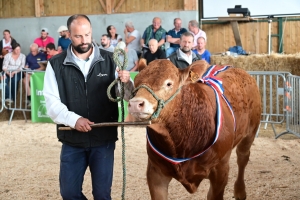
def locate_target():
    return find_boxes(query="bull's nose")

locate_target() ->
[128,99,145,111]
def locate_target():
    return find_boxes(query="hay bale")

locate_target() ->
[211,53,300,75]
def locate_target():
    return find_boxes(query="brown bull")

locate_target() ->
[128,59,261,200]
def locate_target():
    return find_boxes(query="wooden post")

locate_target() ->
[106,0,112,14]
[230,21,243,47]
[98,0,106,13]
[35,0,44,17]
[114,0,125,13]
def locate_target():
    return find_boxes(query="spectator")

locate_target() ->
[124,21,141,57]
[99,34,115,52]
[192,37,211,64]
[116,41,139,71]
[168,32,201,69]
[107,25,122,47]
[166,18,187,57]
[23,43,47,106]
[0,29,17,72]
[140,17,167,53]
[188,20,207,49]
[34,28,55,55]
[2,43,25,103]
[143,39,166,65]
[46,43,59,59]
[43,14,133,199]
[57,25,71,51]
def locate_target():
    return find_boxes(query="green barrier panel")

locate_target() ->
[30,72,53,123]
[118,72,138,122]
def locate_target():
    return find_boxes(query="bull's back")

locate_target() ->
[218,68,261,142]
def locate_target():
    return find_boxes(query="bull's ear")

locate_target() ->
[138,58,147,71]
[179,66,191,85]
[189,60,210,78]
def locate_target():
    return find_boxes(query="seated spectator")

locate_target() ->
[23,43,47,107]
[107,25,122,47]
[140,17,167,54]
[188,20,207,49]
[2,43,25,103]
[46,43,59,59]
[99,34,114,53]
[57,25,71,51]
[0,29,17,72]
[168,32,201,69]
[124,21,141,58]
[166,18,187,57]
[116,41,139,71]
[192,37,211,64]
[143,39,166,65]
[34,28,55,56]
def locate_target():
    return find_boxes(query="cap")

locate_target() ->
[116,41,126,50]
[57,25,68,33]
[41,28,48,33]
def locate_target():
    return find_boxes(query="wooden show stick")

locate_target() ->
[58,121,151,131]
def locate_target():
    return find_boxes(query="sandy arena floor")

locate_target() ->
[0,121,299,200]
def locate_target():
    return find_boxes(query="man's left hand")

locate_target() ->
[117,68,130,83]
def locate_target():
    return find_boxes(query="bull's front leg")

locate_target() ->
[147,159,172,200]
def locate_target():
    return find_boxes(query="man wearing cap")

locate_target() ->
[34,28,55,54]
[57,25,71,51]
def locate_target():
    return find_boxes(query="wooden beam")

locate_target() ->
[35,0,44,17]
[218,16,253,22]
[106,0,112,14]
[183,0,197,10]
[114,0,125,13]
[98,0,106,13]
[231,21,243,47]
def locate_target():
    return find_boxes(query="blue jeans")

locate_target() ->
[166,47,179,57]
[59,142,115,200]
[5,72,21,101]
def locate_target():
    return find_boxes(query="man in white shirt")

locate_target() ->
[99,34,115,52]
[167,32,201,69]
[124,21,142,57]
[43,14,133,199]
[188,20,207,49]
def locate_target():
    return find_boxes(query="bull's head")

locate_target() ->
[128,59,209,121]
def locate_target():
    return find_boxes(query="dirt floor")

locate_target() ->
[0,120,299,200]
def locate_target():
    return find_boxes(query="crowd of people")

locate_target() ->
[0,15,212,199]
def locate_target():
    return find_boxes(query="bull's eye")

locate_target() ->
[167,82,172,87]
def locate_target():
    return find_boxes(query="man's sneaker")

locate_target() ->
[27,101,31,107]
[5,99,13,103]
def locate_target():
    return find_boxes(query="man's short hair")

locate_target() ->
[101,34,111,40]
[46,43,56,50]
[125,21,134,28]
[189,20,199,28]
[173,18,181,24]
[30,43,38,50]
[67,14,91,31]
[180,32,194,40]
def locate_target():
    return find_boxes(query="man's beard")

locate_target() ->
[72,43,92,54]
[61,35,66,38]
[181,47,191,53]
[101,42,107,47]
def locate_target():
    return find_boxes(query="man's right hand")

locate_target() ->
[75,117,94,132]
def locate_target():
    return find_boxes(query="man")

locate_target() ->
[143,39,166,65]
[166,18,187,57]
[168,32,201,69]
[124,21,141,57]
[34,28,55,54]
[57,25,71,51]
[23,43,47,106]
[140,17,166,53]
[188,20,207,49]
[99,34,114,52]
[46,43,59,59]
[192,36,211,64]
[43,14,133,199]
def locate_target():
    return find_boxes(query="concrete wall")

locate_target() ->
[0,11,198,55]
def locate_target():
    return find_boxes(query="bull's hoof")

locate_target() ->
[234,196,246,200]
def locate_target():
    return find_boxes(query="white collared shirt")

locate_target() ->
[178,48,193,65]
[70,46,94,80]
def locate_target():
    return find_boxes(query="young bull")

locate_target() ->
[128,60,261,200]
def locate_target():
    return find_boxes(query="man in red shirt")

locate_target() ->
[34,28,55,56]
